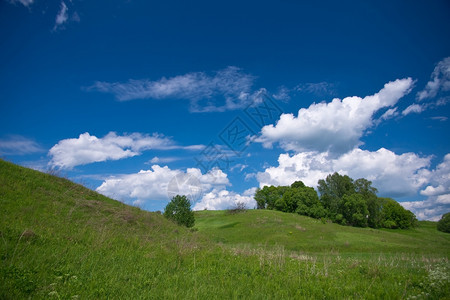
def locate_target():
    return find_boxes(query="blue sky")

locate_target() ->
[1,0,449,220]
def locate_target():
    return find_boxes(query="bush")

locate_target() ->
[227,202,247,214]
[437,212,450,233]
[379,198,417,229]
[163,195,195,228]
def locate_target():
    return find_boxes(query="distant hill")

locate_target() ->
[1,159,449,299]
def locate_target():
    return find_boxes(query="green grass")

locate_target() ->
[1,159,449,299]
[195,210,450,255]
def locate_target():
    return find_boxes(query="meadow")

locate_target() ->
[1,159,449,299]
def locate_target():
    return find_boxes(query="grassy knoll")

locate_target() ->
[1,159,449,299]
[194,210,450,255]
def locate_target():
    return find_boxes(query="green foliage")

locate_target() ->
[380,198,417,229]
[341,194,369,227]
[256,172,417,230]
[254,185,283,209]
[256,181,326,219]
[354,178,381,228]
[437,212,450,233]
[318,172,355,215]
[163,195,195,228]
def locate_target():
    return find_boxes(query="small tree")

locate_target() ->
[437,212,450,233]
[163,195,195,228]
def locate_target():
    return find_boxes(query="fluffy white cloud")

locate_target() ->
[193,187,257,210]
[257,78,414,154]
[48,132,199,169]
[0,135,44,155]
[402,104,424,115]
[417,57,450,101]
[419,154,450,197]
[401,193,450,221]
[96,166,230,206]
[89,66,256,112]
[257,148,431,198]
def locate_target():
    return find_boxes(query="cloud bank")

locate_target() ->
[193,187,257,211]
[48,132,201,169]
[257,78,414,154]
[257,148,431,197]
[96,164,257,210]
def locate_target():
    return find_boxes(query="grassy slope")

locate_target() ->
[195,210,450,256]
[1,159,449,299]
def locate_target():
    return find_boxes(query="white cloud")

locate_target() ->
[257,78,414,154]
[8,0,34,7]
[402,104,424,115]
[272,86,291,101]
[95,164,255,210]
[257,151,331,188]
[417,57,450,101]
[89,66,256,112]
[48,132,199,169]
[193,187,257,210]
[148,156,181,164]
[419,154,450,197]
[230,164,248,172]
[401,194,450,221]
[257,148,431,198]
[53,1,68,31]
[96,166,230,206]
[379,107,399,121]
[0,135,44,155]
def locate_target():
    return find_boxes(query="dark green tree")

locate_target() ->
[341,194,369,227]
[273,181,326,218]
[291,181,306,189]
[255,185,287,210]
[318,172,355,217]
[354,178,381,228]
[163,195,195,228]
[379,198,417,229]
[437,212,450,233]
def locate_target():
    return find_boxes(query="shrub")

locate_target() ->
[437,212,450,233]
[163,195,195,228]
[227,202,247,214]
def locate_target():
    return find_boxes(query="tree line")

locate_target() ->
[254,172,417,229]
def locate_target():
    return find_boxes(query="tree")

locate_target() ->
[163,195,195,228]
[379,198,417,229]
[254,185,288,210]
[437,212,450,233]
[318,172,355,217]
[341,194,369,227]
[354,178,381,228]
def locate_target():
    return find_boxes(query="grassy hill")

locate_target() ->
[1,159,449,299]
[195,210,449,255]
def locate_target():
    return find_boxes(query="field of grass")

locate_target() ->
[194,210,450,255]
[1,159,449,299]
